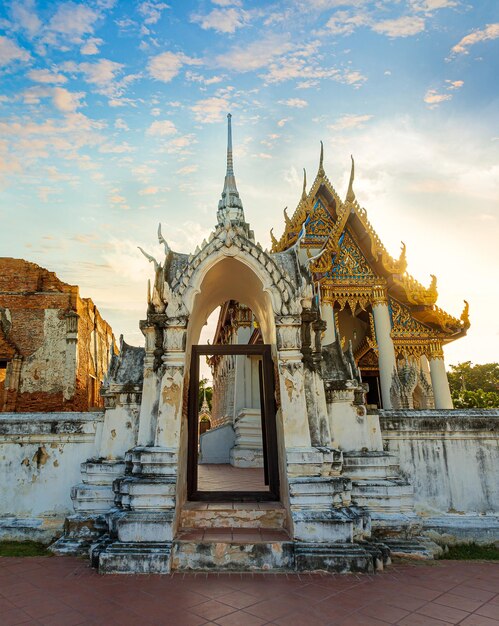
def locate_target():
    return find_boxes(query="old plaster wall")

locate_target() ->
[0,412,103,540]
[0,258,114,412]
[380,409,499,514]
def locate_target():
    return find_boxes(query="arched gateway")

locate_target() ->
[57,114,469,574]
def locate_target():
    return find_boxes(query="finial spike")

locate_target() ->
[226,113,233,175]
[319,140,324,171]
[346,154,355,203]
[301,168,307,201]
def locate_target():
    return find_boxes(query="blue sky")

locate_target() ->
[0,0,498,364]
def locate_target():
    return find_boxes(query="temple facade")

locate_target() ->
[1,115,497,573]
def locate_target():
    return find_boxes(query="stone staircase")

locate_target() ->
[342,452,414,514]
[173,502,293,571]
[50,458,125,555]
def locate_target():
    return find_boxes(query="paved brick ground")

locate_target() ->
[197,465,267,492]
[0,556,498,625]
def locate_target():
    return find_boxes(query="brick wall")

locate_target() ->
[0,258,115,412]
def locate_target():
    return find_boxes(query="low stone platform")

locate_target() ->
[1,556,498,625]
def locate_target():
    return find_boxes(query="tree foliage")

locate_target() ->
[448,362,499,408]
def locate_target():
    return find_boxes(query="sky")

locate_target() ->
[0,0,498,367]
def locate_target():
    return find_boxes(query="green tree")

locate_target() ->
[448,362,499,408]
[448,362,499,393]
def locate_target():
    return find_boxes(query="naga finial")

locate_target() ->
[157,223,170,256]
[270,228,278,249]
[398,241,407,273]
[319,140,324,173]
[429,274,438,297]
[283,206,291,227]
[345,154,355,203]
[460,300,470,327]
[301,168,307,202]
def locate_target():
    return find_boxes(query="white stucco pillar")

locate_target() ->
[429,342,453,409]
[371,286,397,409]
[321,300,336,345]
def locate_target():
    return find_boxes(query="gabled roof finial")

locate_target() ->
[345,155,355,203]
[301,168,307,202]
[319,140,324,173]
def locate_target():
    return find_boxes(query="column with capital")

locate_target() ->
[428,341,453,409]
[371,285,397,409]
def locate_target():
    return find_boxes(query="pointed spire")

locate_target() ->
[345,155,355,203]
[217,113,245,225]
[301,168,307,202]
[318,140,324,174]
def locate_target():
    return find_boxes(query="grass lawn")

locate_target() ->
[0,541,51,557]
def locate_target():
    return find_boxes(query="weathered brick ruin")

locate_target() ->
[0,258,115,412]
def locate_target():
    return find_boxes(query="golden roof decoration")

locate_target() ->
[269,146,468,341]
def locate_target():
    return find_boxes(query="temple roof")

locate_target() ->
[271,147,469,343]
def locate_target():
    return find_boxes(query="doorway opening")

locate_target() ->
[187,342,279,502]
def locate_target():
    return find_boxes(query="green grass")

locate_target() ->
[442,543,499,561]
[0,540,51,557]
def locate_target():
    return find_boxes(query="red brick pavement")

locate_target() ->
[0,556,498,625]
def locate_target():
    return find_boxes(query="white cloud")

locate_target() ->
[191,7,250,34]
[177,164,198,175]
[11,0,41,37]
[411,0,457,11]
[52,87,85,112]
[165,133,197,153]
[277,118,291,127]
[0,36,30,66]
[424,89,452,107]
[185,71,224,85]
[139,186,161,195]
[326,11,370,36]
[446,79,464,89]
[28,68,67,84]
[372,16,425,37]
[108,188,129,209]
[329,114,373,131]
[47,2,100,43]
[450,23,499,56]
[148,51,201,82]
[138,1,170,25]
[99,142,134,153]
[80,37,103,55]
[191,96,229,123]
[147,119,177,136]
[279,98,308,108]
[217,35,293,72]
[114,118,129,130]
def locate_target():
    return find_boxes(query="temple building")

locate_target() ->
[0,258,115,412]
[0,116,497,574]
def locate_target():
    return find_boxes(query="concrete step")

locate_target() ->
[350,479,414,512]
[382,538,443,560]
[172,529,293,571]
[294,542,374,574]
[342,453,400,480]
[179,502,287,530]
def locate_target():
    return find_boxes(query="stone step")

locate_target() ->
[342,453,400,480]
[81,460,126,485]
[350,480,414,513]
[172,531,294,571]
[294,542,374,574]
[179,502,287,530]
[382,538,443,560]
[71,484,116,512]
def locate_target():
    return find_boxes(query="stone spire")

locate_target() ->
[217,113,245,225]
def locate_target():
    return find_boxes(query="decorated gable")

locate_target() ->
[328,230,376,283]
